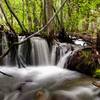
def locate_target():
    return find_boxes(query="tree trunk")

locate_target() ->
[60,0,64,30]
[31,0,38,32]
[43,0,47,26]
[46,0,54,39]
[0,32,3,65]
[25,0,32,33]
[22,0,25,26]
[96,30,100,53]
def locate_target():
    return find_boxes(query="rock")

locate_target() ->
[67,49,98,76]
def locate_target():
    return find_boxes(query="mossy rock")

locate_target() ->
[67,49,98,76]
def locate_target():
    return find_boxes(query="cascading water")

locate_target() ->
[30,37,50,65]
[51,43,73,65]
[0,35,100,100]
[2,32,18,66]
[2,33,8,65]
[19,37,50,66]
[2,35,82,67]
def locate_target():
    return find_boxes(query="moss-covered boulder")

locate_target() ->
[67,48,99,76]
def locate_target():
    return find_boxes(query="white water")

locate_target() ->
[1,36,100,100]
[19,37,50,66]
[57,51,72,68]
[51,43,73,65]
[30,37,50,65]
[74,39,87,46]
[0,66,81,100]
[2,33,9,65]
[53,86,100,100]
[2,36,83,67]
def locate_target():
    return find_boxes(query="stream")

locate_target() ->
[0,36,100,100]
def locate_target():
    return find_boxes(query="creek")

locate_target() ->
[0,36,99,100]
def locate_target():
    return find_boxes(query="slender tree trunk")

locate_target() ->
[96,30,100,53]
[0,32,3,65]
[22,0,25,26]
[60,0,64,30]
[43,0,47,27]
[31,0,38,32]
[40,0,43,27]
[46,0,54,39]
[0,0,3,64]
[25,0,32,33]
[41,0,47,33]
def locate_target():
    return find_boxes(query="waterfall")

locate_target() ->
[51,43,73,65]
[1,34,85,68]
[1,32,19,66]
[2,35,83,68]
[0,35,100,100]
[2,33,9,65]
[57,51,72,68]
[57,45,82,68]
[31,37,50,65]
[51,42,82,68]
[19,37,50,66]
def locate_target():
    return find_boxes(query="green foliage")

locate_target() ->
[0,0,100,34]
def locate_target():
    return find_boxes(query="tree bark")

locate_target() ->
[46,0,54,39]
[25,0,32,32]
[0,32,3,65]
[96,30,100,53]
[21,0,26,31]
[43,0,47,27]
[31,0,38,32]
[60,0,64,29]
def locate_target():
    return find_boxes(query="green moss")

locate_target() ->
[69,49,97,75]
[94,69,100,78]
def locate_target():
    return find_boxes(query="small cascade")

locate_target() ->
[51,43,73,65]
[51,42,82,68]
[31,37,50,65]
[57,51,72,68]
[19,37,50,66]
[2,32,18,66]
[2,34,84,68]
[2,33,9,65]
[57,46,82,68]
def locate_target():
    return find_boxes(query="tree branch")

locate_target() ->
[4,0,26,32]
[0,3,16,34]
[0,0,67,60]
[0,71,13,77]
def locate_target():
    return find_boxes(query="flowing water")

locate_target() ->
[19,37,50,66]
[0,36,100,100]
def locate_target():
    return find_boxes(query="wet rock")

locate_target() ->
[67,49,98,76]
